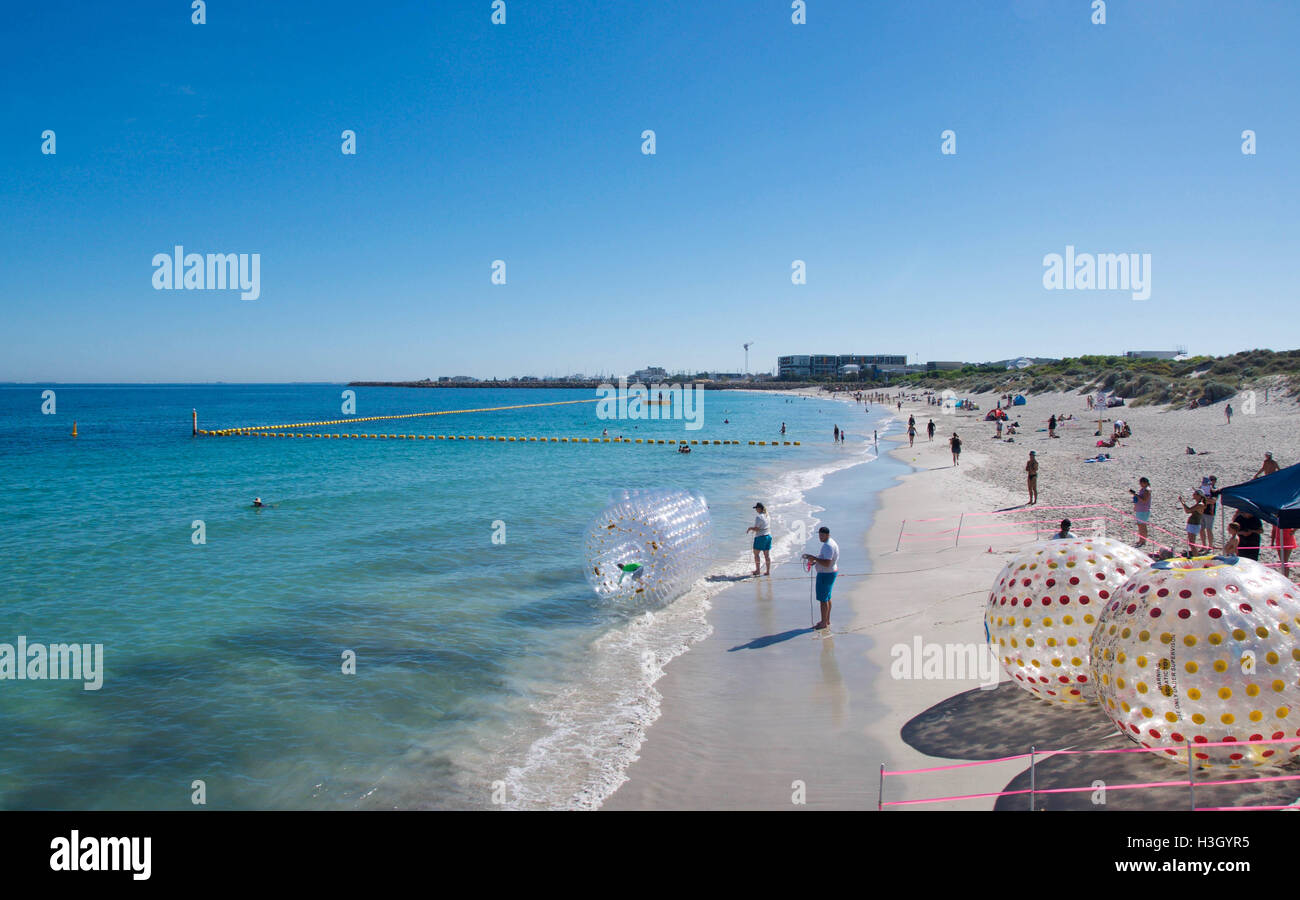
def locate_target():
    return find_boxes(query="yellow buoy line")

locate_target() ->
[212,397,604,432]
[197,431,799,446]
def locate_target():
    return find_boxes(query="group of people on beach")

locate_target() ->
[905,415,936,447]
[747,503,839,630]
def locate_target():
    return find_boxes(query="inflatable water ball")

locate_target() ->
[986,538,1152,705]
[1092,555,1300,768]
[583,489,712,610]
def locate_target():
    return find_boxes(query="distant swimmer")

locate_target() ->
[780,422,786,435]
[252,497,265,508]
[678,444,692,454]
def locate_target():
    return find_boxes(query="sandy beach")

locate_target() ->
[605,387,1300,810]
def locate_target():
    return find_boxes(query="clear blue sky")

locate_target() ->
[3,1,1297,382]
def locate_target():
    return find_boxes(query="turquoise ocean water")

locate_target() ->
[0,385,895,809]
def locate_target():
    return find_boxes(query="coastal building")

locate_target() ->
[778,354,907,378]
[438,375,479,383]
[1125,349,1186,360]
[631,366,668,382]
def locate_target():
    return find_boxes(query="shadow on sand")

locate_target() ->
[901,682,1300,810]
[728,629,815,651]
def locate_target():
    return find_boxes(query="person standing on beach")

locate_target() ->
[1048,414,1057,438]
[1270,523,1296,574]
[927,419,935,441]
[833,425,839,443]
[907,422,916,447]
[1025,451,1039,505]
[802,526,839,630]
[949,432,961,465]
[1223,522,1241,556]
[1179,491,1206,555]
[1199,482,1217,551]
[1232,509,1264,560]
[1254,452,1279,479]
[747,502,772,576]
[1129,477,1152,548]
[1225,403,1233,425]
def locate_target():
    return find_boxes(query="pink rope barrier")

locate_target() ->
[883,736,1300,777]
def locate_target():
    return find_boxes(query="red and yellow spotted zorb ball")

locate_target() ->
[1092,555,1300,768]
[986,538,1152,704]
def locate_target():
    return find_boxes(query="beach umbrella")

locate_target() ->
[1216,462,1300,528]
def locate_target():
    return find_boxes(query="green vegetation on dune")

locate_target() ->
[892,350,1300,408]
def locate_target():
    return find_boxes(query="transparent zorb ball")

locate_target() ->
[583,489,712,610]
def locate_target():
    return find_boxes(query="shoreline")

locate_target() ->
[603,389,1300,810]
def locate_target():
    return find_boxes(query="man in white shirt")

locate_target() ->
[802,526,840,630]
[747,502,772,576]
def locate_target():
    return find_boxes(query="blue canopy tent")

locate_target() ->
[1217,462,1300,529]
[1012,394,1027,406]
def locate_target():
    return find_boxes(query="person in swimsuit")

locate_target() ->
[907,423,916,447]
[1026,451,1039,505]
[949,432,962,466]
[1254,452,1279,479]
[1223,522,1241,556]
[1199,481,1217,551]
[927,420,935,441]
[1179,491,1206,555]
[1129,477,1152,547]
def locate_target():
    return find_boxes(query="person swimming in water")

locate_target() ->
[252,497,265,508]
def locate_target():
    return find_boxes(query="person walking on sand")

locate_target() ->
[747,502,772,576]
[1254,452,1279,479]
[1048,414,1057,438]
[1129,477,1152,547]
[949,432,962,465]
[907,422,916,447]
[802,526,839,631]
[1026,451,1039,505]
[1225,403,1233,425]
[833,425,839,443]
[927,419,935,441]
[1179,491,1206,555]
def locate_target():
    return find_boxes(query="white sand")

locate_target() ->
[602,387,1300,810]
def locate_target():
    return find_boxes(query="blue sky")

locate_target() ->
[2,0,1297,382]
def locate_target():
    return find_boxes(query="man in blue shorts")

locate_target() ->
[802,526,840,630]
